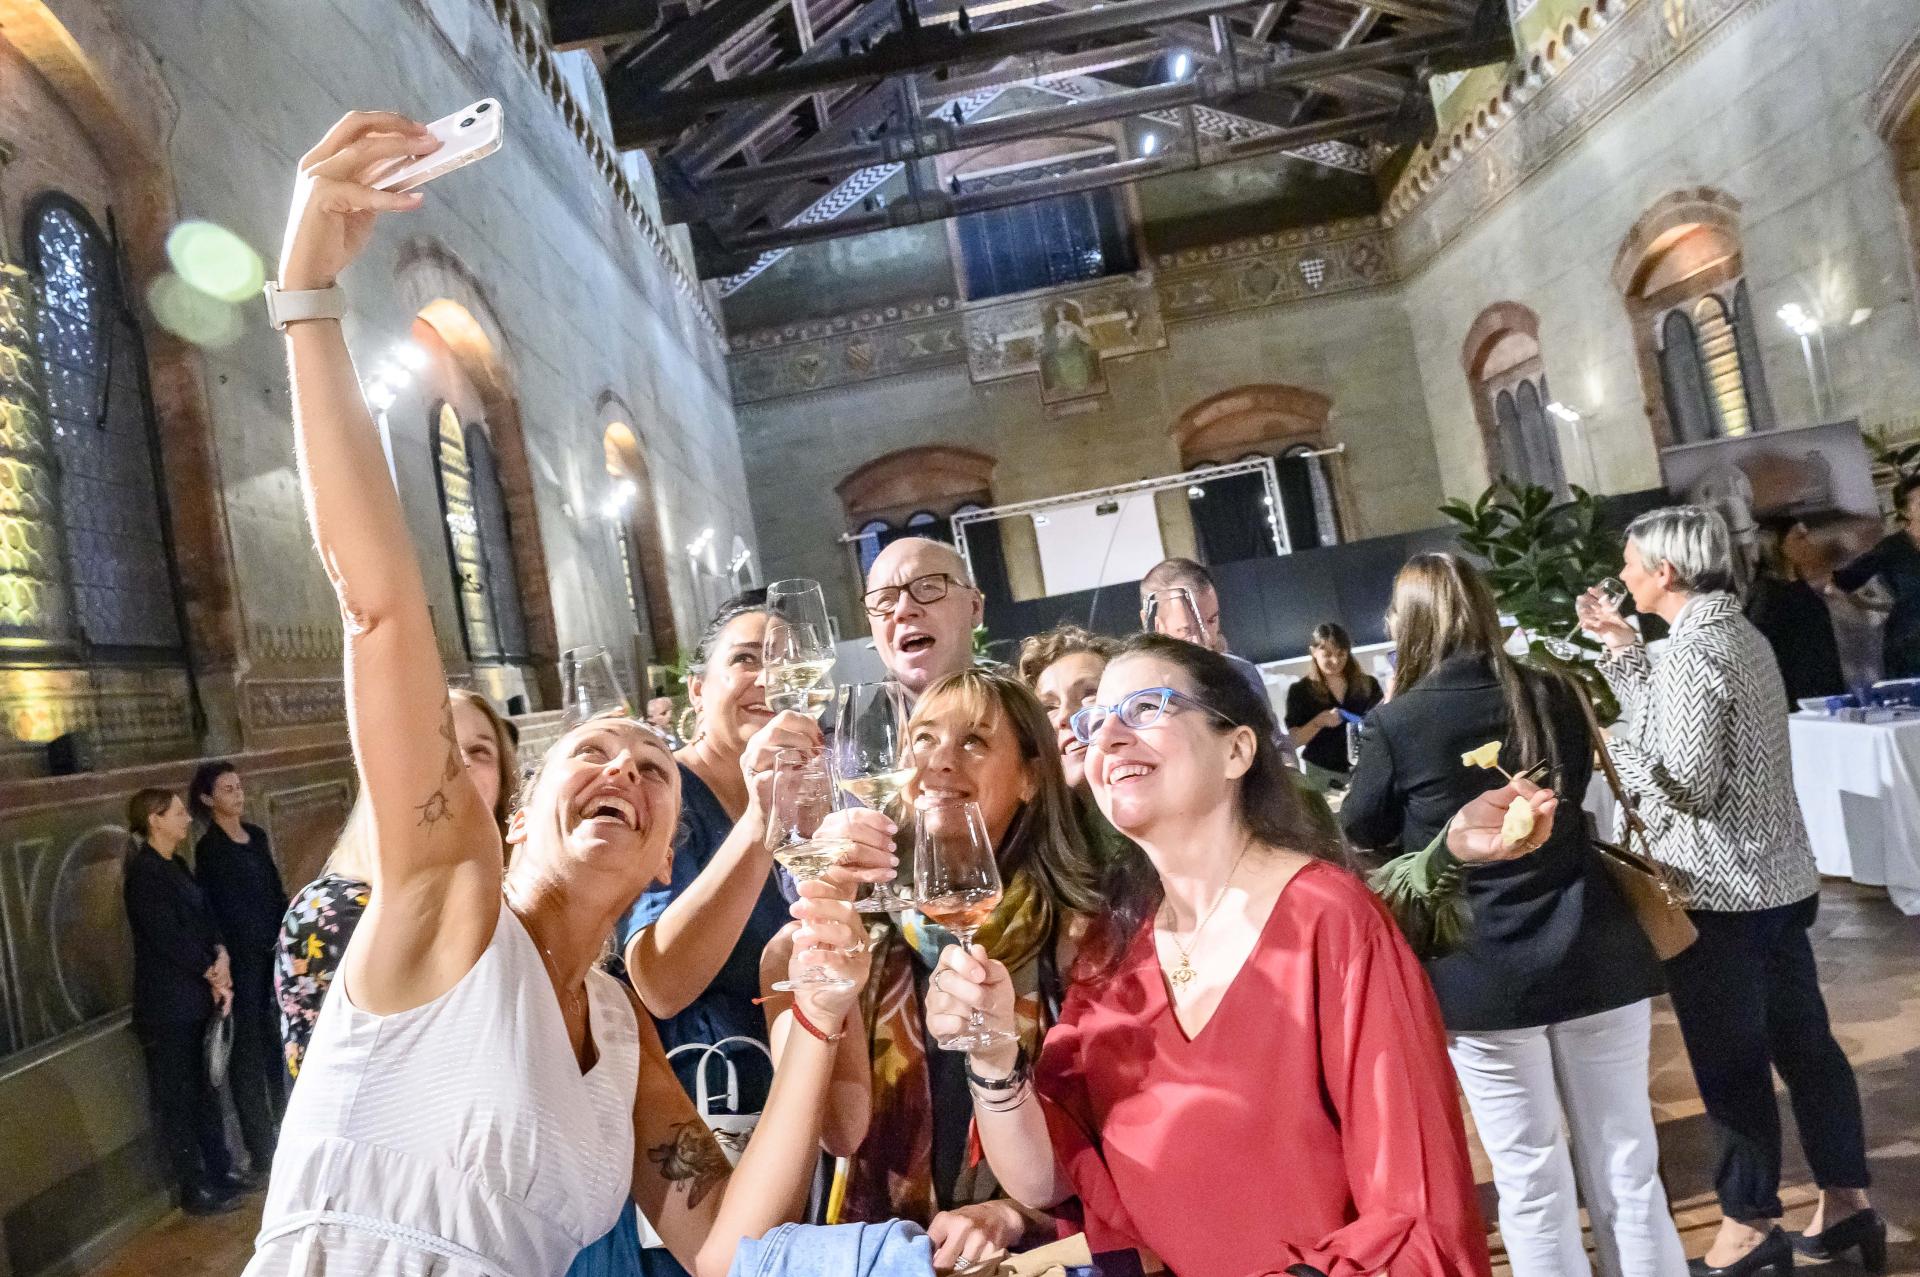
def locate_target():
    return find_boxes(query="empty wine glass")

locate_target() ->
[765,748,855,993]
[764,579,837,717]
[915,798,1015,1052]
[834,681,915,914]
[1542,576,1629,660]
[560,645,632,727]
[1145,586,1211,647]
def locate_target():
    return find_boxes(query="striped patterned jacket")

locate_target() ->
[1598,591,1820,913]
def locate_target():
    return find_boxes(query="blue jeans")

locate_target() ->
[729,1221,932,1277]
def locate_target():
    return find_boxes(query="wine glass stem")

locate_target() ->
[952,930,987,1032]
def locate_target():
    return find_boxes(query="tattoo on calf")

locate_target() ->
[646,1121,730,1210]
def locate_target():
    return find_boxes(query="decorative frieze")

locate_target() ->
[244,677,346,730]
[1154,219,1395,323]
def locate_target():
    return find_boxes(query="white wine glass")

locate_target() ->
[915,798,1015,1052]
[560,645,632,727]
[765,748,855,993]
[764,579,837,717]
[833,681,915,914]
[1144,586,1211,647]
[1542,576,1628,660]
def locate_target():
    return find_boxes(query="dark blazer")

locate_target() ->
[122,843,221,1029]
[1340,653,1664,1032]
[1746,575,1845,703]
[196,821,287,969]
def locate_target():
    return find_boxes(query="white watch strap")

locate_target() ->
[263,282,345,331]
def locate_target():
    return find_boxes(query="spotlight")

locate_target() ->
[1777,303,1819,337]
[603,479,637,519]
[1187,485,1205,499]
[1171,51,1190,79]
[1032,514,1050,527]
[1545,401,1582,425]
[1141,132,1159,156]
[394,343,429,372]
[364,379,399,411]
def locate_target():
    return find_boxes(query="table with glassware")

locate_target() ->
[1787,711,1920,915]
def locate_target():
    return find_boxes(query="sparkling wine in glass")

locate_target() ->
[560,645,632,728]
[834,681,915,914]
[764,579,837,716]
[1543,576,1629,660]
[1144,586,1211,647]
[915,798,1016,1052]
[765,748,854,993]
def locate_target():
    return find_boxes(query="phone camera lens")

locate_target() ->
[460,117,476,128]
[475,102,492,113]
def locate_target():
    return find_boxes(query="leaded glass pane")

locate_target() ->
[29,200,180,650]
[464,424,529,662]
[434,403,497,663]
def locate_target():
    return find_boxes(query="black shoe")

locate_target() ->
[1689,1228,1795,1277]
[221,1167,270,1194]
[181,1185,242,1216]
[1792,1210,1886,1273]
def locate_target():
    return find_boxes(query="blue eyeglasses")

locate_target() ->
[1069,686,1239,744]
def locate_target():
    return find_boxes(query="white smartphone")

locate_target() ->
[372,99,503,192]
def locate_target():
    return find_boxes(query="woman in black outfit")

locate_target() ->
[122,787,241,1216]
[1342,553,1682,1277]
[1746,520,1845,704]
[190,760,287,1181]
[1283,622,1382,788]
[1834,474,1920,679]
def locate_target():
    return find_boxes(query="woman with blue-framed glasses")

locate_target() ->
[923,633,1554,1277]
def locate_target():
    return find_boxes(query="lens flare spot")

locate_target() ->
[165,220,265,303]
[148,273,244,349]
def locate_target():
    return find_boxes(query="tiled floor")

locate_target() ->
[87,881,1919,1277]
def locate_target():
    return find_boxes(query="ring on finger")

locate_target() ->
[930,969,949,995]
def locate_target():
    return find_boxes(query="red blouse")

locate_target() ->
[1035,860,1490,1277]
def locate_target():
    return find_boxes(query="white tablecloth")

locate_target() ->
[1788,713,1920,915]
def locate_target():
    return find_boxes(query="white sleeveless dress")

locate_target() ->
[244,901,639,1277]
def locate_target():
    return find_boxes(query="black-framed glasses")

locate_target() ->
[862,571,972,618]
[1070,686,1238,744]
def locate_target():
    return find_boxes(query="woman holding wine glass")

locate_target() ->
[834,668,1107,1271]
[926,635,1557,1277]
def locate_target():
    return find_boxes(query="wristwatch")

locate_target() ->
[263,281,345,332]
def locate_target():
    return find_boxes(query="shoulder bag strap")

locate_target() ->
[1569,675,1650,852]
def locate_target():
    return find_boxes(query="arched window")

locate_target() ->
[431,403,529,664]
[1173,385,1351,552]
[24,194,181,651]
[854,519,890,578]
[603,421,680,663]
[837,447,998,611]
[1462,302,1569,495]
[1615,191,1775,445]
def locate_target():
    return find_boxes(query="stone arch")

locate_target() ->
[836,445,997,524]
[1612,188,1770,445]
[1461,302,1567,493]
[1461,301,1541,377]
[1872,32,1920,346]
[1170,384,1333,467]
[396,248,561,704]
[602,417,680,662]
[1,0,242,736]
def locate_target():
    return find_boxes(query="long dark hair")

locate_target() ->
[187,759,237,818]
[1077,634,1344,981]
[910,668,1104,920]
[1387,552,1561,775]
[1303,621,1377,701]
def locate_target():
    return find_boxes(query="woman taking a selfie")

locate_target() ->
[927,636,1554,1277]
[1342,554,1680,1277]
[841,667,1105,1271]
[249,112,870,1277]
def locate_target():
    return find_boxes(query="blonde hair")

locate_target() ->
[326,689,518,881]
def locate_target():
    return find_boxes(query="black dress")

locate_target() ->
[197,821,289,1165]
[1339,654,1664,1032]
[122,843,234,1195]
[1834,530,1920,679]
[1284,674,1384,775]
[1745,574,1846,703]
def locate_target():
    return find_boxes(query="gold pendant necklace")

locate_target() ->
[1159,838,1252,994]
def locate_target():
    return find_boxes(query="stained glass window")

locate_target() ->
[25,195,181,651]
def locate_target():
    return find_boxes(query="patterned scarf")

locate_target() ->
[836,867,1058,1225]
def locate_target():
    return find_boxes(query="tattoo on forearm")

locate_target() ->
[438,707,462,783]
[646,1121,730,1210]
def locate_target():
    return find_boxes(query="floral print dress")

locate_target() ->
[273,871,370,1079]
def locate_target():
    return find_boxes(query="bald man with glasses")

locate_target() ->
[862,538,983,702]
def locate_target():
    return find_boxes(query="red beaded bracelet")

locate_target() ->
[791,1001,846,1043]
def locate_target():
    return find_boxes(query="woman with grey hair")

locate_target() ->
[1577,505,1879,1277]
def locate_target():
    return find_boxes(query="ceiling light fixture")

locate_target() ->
[1545,401,1582,424]
[1778,303,1819,337]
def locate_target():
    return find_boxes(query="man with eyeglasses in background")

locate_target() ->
[862,538,983,703]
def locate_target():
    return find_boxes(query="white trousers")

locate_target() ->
[1448,999,1686,1277]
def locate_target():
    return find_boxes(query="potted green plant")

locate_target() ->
[1439,478,1622,721]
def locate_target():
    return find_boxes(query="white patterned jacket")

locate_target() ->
[1598,591,1820,913]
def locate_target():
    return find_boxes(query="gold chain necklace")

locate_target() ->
[505,896,587,1022]
[1157,838,1252,992]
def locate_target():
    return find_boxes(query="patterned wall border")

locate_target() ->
[1385,0,1781,273]
[243,677,346,730]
